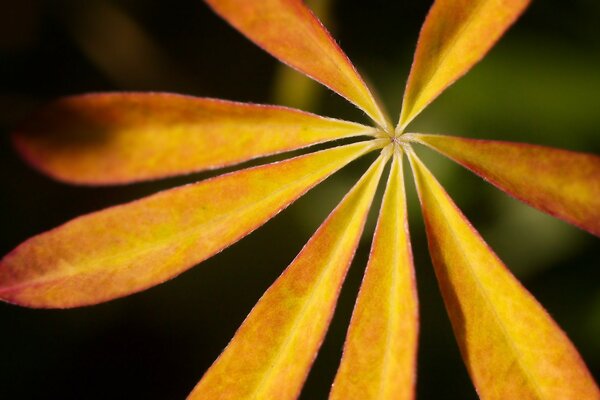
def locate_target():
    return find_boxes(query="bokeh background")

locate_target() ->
[1,0,599,398]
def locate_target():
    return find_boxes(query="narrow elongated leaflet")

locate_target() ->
[0,141,378,308]
[188,151,389,400]
[407,151,599,400]
[203,0,390,130]
[398,0,530,131]
[13,93,375,185]
[412,134,600,237]
[331,150,418,400]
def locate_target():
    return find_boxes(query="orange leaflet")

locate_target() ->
[411,134,600,237]
[398,0,530,131]
[331,150,418,400]
[203,0,390,130]
[407,151,599,400]
[0,141,378,308]
[13,93,375,185]
[188,151,389,400]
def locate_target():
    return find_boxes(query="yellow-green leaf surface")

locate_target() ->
[398,0,530,131]
[407,151,599,399]
[0,142,378,308]
[12,93,375,185]
[203,0,390,130]
[188,151,389,400]
[331,150,418,400]
[412,134,600,237]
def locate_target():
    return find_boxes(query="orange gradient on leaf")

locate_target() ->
[203,0,390,129]
[408,151,599,400]
[188,151,389,400]
[413,134,600,237]
[2,0,598,398]
[398,0,530,131]
[0,142,377,308]
[331,150,418,400]
[13,93,375,185]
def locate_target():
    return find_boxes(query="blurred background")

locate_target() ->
[1,0,599,398]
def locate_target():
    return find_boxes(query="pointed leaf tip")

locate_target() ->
[331,152,418,400]
[188,152,389,400]
[0,141,377,308]
[407,150,599,399]
[414,134,600,237]
[203,0,389,129]
[13,93,375,185]
[398,0,530,131]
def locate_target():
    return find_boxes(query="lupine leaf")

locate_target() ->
[412,134,600,237]
[12,93,375,185]
[330,150,418,400]
[407,150,599,400]
[0,142,378,308]
[203,0,390,130]
[398,0,530,131]
[188,151,389,400]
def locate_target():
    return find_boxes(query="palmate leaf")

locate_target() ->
[3,0,598,398]
[398,0,530,131]
[407,150,599,399]
[0,141,378,308]
[331,150,418,400]
[188,151,389,400]
[12,93,374,185]
[203,0,390,130]
[411,134,600,236]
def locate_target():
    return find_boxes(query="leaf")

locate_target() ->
[0,141,378,308]
[331,150,418,400]
[12,93,375,185]
[407,150,599,400]
[203,0,390,130]
[411,134,600,237]
[188,150,389,400]
[398,0,530,131]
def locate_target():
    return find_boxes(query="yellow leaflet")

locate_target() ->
[0,141,378,308]
[13,93,375,184]
[188,150,390,400]
[331,150,418,400]
[412,133,600,237]
[398,0,530,131]
[204,0,390,129]
[407,150,599,400]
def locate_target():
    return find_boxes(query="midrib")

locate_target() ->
[431,189,544,400]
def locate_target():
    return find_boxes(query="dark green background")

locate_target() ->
[1,0,599,398]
